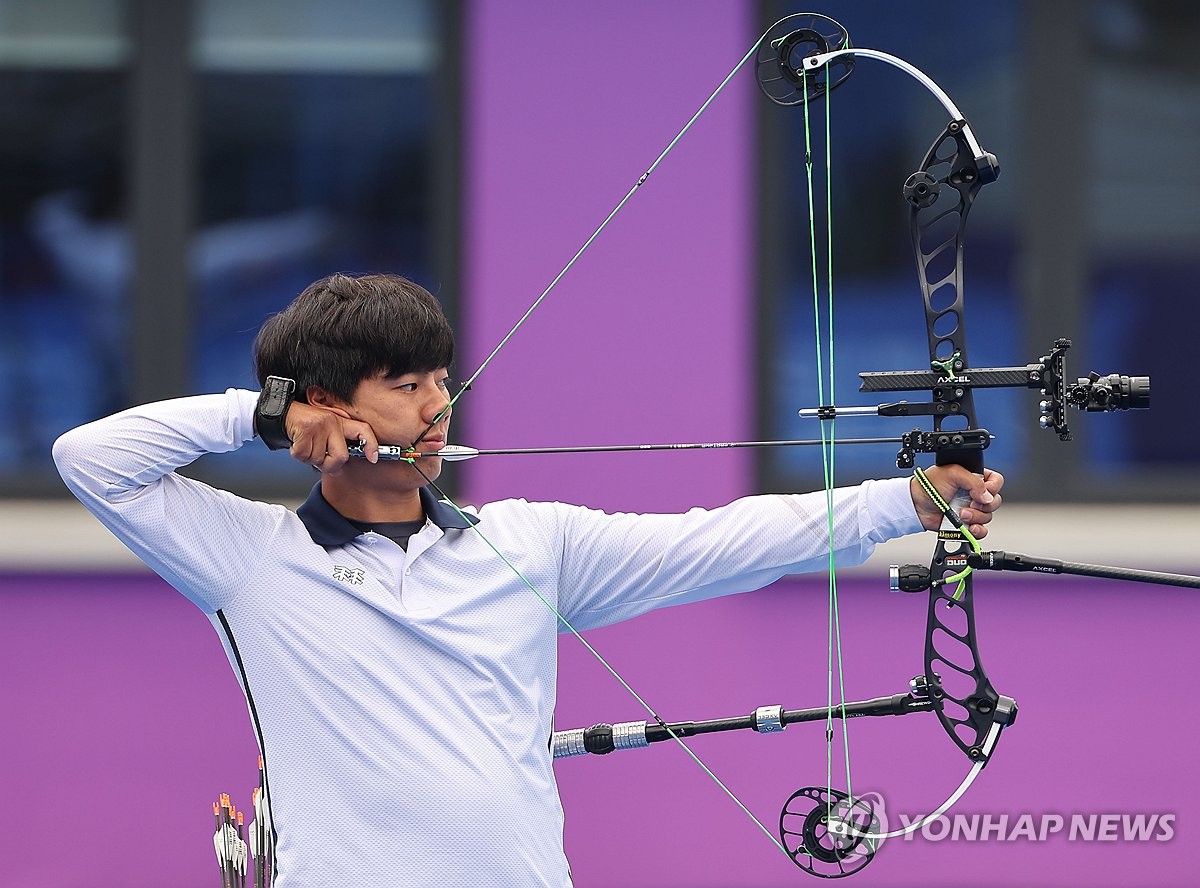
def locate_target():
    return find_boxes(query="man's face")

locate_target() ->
[347,368,453,478]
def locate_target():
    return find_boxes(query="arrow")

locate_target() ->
[213,802,227,888]
[348,437,905,462]
[249,757,272,888]
[235,810,248,888]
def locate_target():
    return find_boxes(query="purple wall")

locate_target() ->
[550,577,1200,887]
[3,574,260,887]
[4,3,1198,887]
[4,574,1196,886]
[460,0,754,513]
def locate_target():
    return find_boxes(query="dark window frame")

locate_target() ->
[4,0,462,500]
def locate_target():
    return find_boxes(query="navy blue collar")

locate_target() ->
[296,483,477,547]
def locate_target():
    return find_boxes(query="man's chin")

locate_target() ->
[401,455,442,484]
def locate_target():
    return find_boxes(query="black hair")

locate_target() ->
[253,273,454,403]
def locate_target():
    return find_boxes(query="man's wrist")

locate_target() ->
[255,376,296,450]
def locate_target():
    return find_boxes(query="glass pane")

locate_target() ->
[190,0,440,483]
[0,0,128,489]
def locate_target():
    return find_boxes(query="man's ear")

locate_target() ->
[306,385,353,418]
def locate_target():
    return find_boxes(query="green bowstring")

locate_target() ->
[802,62,856,823]
[390,15,932,868]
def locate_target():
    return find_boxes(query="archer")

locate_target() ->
[54,271,1003,886]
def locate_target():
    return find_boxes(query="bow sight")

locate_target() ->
[853,337,1150,466]
[1066,370,1150,415]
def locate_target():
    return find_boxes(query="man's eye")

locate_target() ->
[397,383,418,392]
[438,378,452,390]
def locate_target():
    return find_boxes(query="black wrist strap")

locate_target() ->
[256,376,296,450]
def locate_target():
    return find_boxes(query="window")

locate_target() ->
[0,0,455,496]
[0,1,130,487]
[189,0,454,489]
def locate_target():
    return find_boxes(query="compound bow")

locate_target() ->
[541,12,1149,877]
[542,14,1030,876]
[356,11,1156,879]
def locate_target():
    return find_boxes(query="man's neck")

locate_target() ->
[320,475,425,523]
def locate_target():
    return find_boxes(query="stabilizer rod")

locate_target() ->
[552,689,935,759]
[967,550,1200,590]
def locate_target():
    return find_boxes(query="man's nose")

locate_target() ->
[423,392,452,425]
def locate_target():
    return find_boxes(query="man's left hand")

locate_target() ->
[910,465,1004,537]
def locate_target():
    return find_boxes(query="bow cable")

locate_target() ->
[391,15,837,864]
[800,59,858,838]
[376,20,1021,875]
[378,12,1005,870]
[411,22,789,448]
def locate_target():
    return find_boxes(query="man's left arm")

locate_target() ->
[549,478,921,631]
[550,469,1004,632]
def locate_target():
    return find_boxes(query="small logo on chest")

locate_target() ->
[332,565,366,585]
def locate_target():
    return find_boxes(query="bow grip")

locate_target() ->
[935,441,984,475]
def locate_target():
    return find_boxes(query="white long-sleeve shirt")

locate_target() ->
[53,389,923,887]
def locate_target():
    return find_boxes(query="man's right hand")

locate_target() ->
[285,401,380,474]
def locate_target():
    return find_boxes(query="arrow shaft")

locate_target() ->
[470,437,901,455]
[356,437,905,462]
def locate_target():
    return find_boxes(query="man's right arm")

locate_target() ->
[53,389,288,613]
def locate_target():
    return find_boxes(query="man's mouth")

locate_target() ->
[413,436,445,453]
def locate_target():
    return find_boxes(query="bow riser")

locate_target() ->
[907,123,1014,760]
